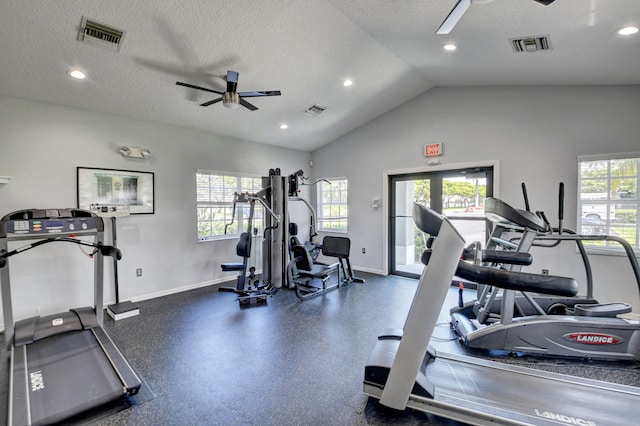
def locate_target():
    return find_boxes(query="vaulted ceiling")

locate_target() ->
[1,1,638,151]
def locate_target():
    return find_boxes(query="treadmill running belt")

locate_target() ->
[22,330,125,425]
[426,353,639,425]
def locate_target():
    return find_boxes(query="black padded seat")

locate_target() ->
[321,236,351,259]
[220,232,251,291]
[292,245,337,279]
[221,262,245,271]
[289,222,321,258]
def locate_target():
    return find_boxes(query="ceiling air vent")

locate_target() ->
[78,17,125,52]
[303,103,327,117]
[509,35,551,53]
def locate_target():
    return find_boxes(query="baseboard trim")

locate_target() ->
[352,266,385,276]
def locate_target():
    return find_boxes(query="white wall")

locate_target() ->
[0,95,310,324]
[311,85,640,310]
[2,86,639,323]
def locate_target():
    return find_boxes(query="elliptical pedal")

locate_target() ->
[573,302,632,318]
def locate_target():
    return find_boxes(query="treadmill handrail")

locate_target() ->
[1,237,121,263]
[536,233,640,301]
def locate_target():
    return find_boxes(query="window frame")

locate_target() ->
[316,177,348,233]
[577,152,639,256]
[196,170,264,242]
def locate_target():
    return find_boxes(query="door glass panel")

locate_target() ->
[393,179,430,276]
[390,168,492,278]
[448,219,487,246]
[442,175,486,216]
[443,174,488,244]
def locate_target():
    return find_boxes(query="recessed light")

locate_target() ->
[343,79,353,87]
[443,44,457,51]
[280,124,288,130]
[68,69,86,79]
[618,26,639,35]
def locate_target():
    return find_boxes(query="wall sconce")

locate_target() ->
[119,146,152,159]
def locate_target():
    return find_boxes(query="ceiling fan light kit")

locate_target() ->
[176,70,281,112]
[223,92,240,110]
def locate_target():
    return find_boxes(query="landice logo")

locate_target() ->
[563,332,622,345]
[535,409,597,426]
[30,370,45,392]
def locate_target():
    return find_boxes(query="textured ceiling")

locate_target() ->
[0,1,638,152]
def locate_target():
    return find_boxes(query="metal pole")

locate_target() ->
[111,216,120,304]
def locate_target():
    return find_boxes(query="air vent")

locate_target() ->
[78,17,125,52]
[303,103,327,117]
[509,35,551,53]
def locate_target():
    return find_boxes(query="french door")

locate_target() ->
[389,167,494,278]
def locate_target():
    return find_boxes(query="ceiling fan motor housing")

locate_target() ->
[223,91,240,109]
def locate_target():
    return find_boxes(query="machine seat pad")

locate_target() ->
[321,236,351,258]
[221,262,245,271]
[573,303,632,317]
[299,262,339,278]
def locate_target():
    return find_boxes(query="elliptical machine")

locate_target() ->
[449,184,640,360]
[453,183,600,323]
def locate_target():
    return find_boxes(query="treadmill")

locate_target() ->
[1,208,141,425]
[364,203,640,425]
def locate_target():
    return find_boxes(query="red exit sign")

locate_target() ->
[424,143,443,157]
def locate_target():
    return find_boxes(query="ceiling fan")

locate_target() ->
[436,0,556,35]
[176,70,281,111]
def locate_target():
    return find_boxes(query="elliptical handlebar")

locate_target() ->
[521,182,530,212]
[558,182,564,235]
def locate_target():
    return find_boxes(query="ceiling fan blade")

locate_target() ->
[436,0,471,35]
[200,98,223,107]
[239,98,258,111]
[176,81,223,95]
[226,70,239,93]
[238,90,282,98]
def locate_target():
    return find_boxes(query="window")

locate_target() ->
[196,171,264,241]
[317,177,348,232]
[577,153,639,254]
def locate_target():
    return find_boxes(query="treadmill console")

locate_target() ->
[0,208,103,238]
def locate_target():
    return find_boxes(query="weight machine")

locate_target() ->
[219,168,363,305]
[219,169,284,306]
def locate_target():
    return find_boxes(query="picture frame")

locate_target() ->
[77,167,155,214]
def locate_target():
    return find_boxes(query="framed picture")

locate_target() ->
[77,167,155,214]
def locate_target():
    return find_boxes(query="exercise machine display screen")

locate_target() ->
[6,217,98,236]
